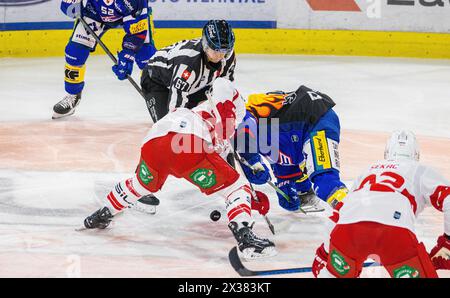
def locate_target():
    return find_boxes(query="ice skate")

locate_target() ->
[83,206,113,229]
[298,189,325,213]
[229,221,277,260]
[52,92,82,119]
[133,194,160,214]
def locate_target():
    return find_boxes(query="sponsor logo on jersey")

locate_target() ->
[393,265,420,278]
[330,250,351,276]
[138,160,154,185]
[0,0,51,7]
[129,19,148,35]
[311,130,332,170]
[190,169,217,189]
[121,0,134,11]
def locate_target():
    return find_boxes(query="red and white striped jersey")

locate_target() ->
[339,159,450,235]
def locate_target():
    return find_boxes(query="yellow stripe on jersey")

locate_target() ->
[312,130,332,170]
[64,64,86,84]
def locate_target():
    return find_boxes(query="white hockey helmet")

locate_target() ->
[384,130,420,161]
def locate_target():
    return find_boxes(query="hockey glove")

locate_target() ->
[429,234,450,270]
[276,179,301,212]
[240,155,270,185]
[312,243,329,278]
[251,190,270,216]
[215,100,237,140]
[112,50,135,81]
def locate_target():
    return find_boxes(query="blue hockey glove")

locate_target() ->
[112,50,135,81]
[240,155,270,185]
[276,179,301,212]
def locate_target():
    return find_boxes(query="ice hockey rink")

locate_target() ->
[0,54,449,278]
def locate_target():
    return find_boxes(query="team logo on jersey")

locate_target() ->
[330,250,351,276]
[279,151,293,165]
[393,265,420,278]
[190,169,217,189]
[0,0,51,7]
[138,160,154,185]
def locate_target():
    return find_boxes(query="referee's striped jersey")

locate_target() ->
[145,38,236,111]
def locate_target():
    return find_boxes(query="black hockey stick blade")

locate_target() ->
[228,247,378,277]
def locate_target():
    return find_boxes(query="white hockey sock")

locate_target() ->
[105,177,151,215]
[224,183,254,228]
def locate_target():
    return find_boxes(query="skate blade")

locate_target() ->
[52,110,75,120]
[132,202,157,214]
[241,246,278,260]
[301,206,325,213]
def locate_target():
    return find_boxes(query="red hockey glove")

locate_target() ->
[429,234,450,270]
[251,190,270,216]
[215,100,237,140]
[312,243,329,278]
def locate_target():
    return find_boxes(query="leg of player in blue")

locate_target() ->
[52,18,107,119]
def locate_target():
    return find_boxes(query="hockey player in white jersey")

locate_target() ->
[312,130,449,278]
[82,78,276,259]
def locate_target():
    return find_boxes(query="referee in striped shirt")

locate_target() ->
[141,20,236,122]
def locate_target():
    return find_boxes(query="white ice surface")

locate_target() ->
[0,54,449,277]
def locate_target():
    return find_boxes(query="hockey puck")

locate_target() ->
[210,210,221,222]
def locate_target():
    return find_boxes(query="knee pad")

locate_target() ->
[65,41,90,66]
[135,43,157,70]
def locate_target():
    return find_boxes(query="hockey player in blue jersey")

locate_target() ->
[235,86,348,213]
[52,0,157,119]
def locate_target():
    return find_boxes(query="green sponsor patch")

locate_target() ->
[393,265,420,278]
[190,168,217,189]
[330,250,351,276]
[139,160,154,185]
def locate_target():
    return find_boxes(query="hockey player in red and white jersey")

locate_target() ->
[312,130,450,278]
[81,78,276,259]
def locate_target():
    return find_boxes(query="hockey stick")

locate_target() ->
[228,246,378,277]
[234,152,307,215]
[78,17,158,123]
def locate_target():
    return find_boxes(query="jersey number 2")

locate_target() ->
[355,171,417,213]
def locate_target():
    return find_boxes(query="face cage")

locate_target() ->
[201,36,234,60]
